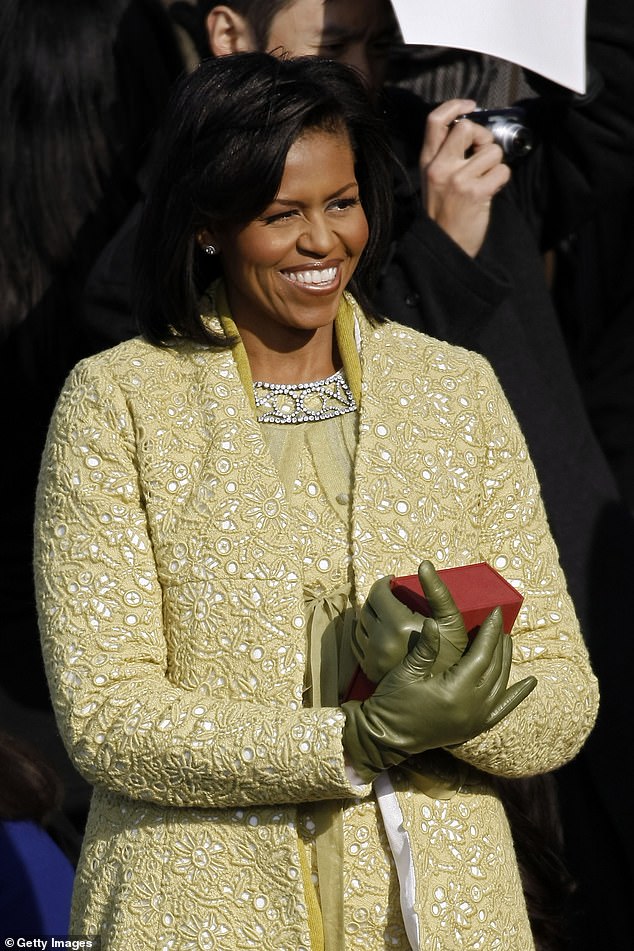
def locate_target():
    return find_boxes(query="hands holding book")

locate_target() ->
[352,560,470,681]
[341,561,537,782]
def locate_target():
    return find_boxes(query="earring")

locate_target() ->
[202,244,218,256]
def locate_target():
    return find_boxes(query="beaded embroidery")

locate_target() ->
[253,369,357,424]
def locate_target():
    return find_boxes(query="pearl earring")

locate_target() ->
[202,244,218,256]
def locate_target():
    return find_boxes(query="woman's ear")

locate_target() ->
[205,6,257,57]
[196,228,220,256]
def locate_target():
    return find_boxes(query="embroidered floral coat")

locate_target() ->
[34,298,599,949]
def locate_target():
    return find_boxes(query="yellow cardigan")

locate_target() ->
[34,293,598,949]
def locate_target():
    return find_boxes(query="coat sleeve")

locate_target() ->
[449,355,600,776]
[33,360,369,810]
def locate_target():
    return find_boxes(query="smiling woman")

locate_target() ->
[133,52,394,347]
[197,127,369,380]
[34,51,598,950]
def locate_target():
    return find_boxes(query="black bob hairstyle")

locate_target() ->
[133,51,396,346]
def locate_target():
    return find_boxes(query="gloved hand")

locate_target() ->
[342,605,537,783]
[352,560,469,683]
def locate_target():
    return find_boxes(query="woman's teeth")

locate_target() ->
[285,267,338,285]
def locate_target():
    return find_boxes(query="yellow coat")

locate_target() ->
[34,296,598,949]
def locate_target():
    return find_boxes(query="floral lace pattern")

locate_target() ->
[265,414,409,947]
[34,295,598,949]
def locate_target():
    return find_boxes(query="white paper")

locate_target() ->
[391,0,587,94]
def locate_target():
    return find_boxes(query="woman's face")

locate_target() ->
[207,127,369,348]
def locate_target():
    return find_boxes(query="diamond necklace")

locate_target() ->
[253,369,357,424]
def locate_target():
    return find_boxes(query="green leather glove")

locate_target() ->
[342,605,537,783]
[352,560,469,683]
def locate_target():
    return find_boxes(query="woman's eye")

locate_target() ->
[263,209,298,224]
[329,197,361,212]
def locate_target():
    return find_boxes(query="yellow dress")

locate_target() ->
[261,415,410,949]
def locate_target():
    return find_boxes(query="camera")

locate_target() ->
[454,107,533,161]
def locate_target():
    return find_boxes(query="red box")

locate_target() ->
[344,562,523,701]
[389,562,523,638]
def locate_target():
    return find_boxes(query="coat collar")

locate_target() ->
[184,293,463,606]
[199,279,363,411]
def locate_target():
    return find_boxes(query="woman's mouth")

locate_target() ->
[280,265,340,291]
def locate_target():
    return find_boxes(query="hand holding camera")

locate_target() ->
[452,107,533,162]
[420,98,513,257]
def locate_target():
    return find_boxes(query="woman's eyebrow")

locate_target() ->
[270,182,359,207]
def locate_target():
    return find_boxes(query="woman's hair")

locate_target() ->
[134,51,396,345]
[0,0,185,337]
[0,730,62,823]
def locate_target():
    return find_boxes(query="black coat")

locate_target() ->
[375,0,634,947]
[551,186,634,512]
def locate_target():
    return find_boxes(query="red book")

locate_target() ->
[345,562,523,701]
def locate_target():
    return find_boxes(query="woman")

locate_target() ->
[34,53,598,949]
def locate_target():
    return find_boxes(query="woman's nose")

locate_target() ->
[297,215,335,256]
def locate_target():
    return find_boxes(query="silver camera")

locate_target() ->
[455,107,533,161]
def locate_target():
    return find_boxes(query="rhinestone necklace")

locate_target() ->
[253,369,357,424]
